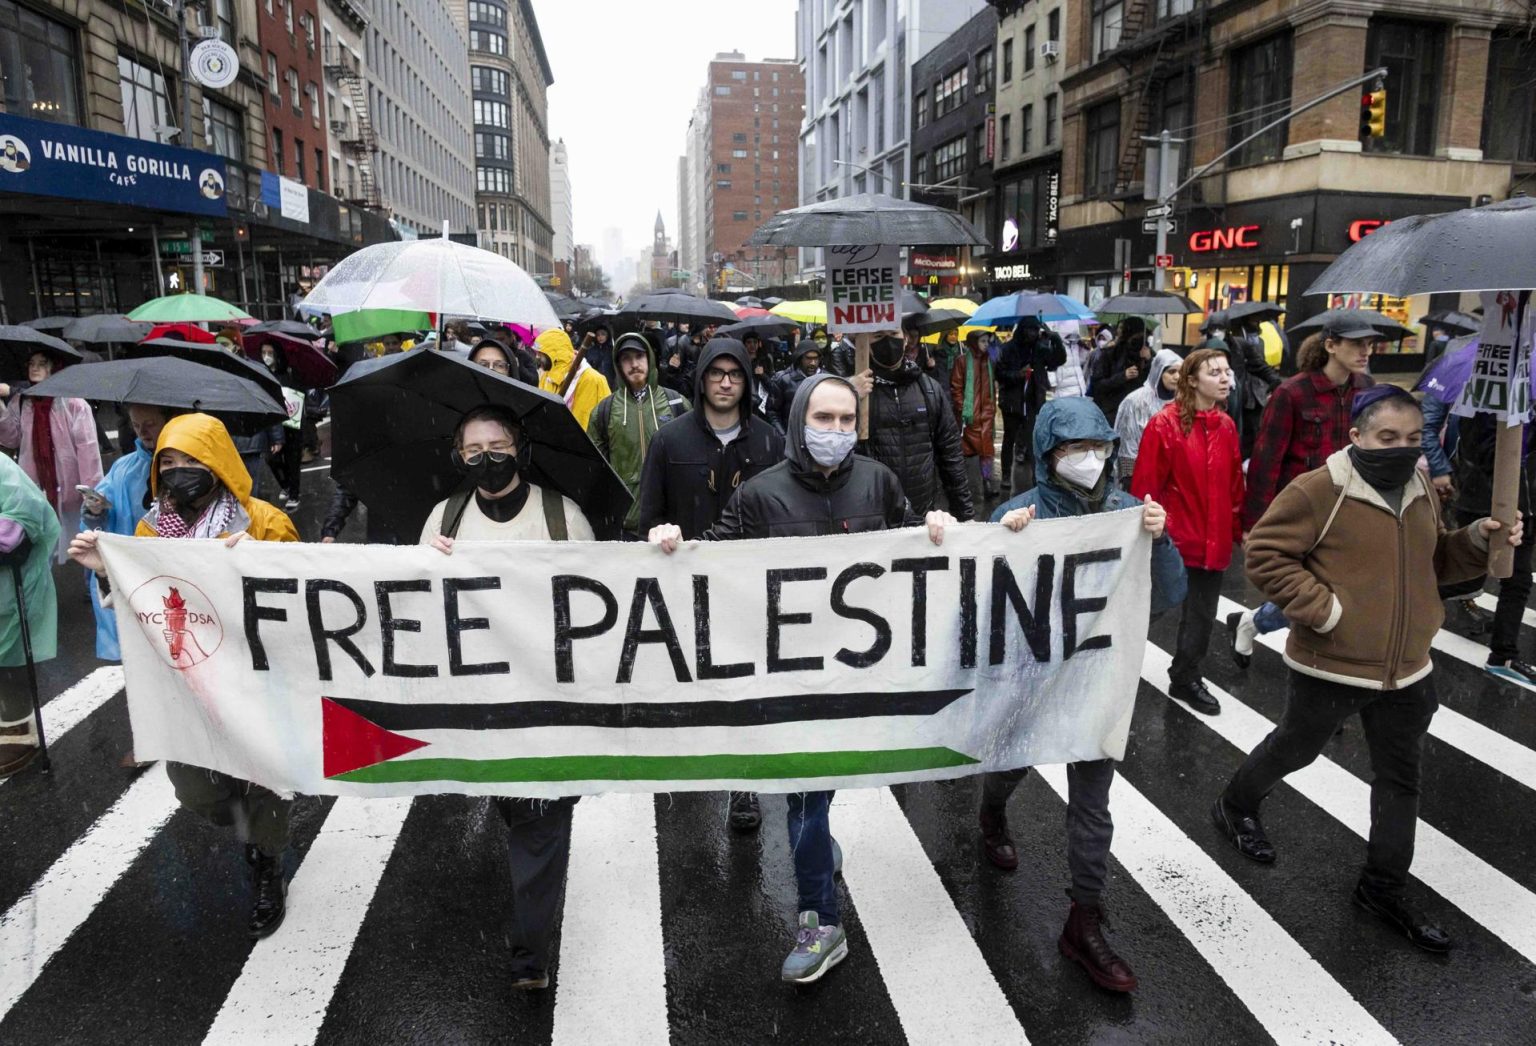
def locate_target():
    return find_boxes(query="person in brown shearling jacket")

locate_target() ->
[1211,385,1522,954]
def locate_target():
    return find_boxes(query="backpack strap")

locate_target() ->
[541,486,569,541]
[440,488,474,540]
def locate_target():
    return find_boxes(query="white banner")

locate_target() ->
[1453,291,1532,427]
[98,512,1151,799]
[825,244,902,333]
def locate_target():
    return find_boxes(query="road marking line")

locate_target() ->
[0,667,123,790]
[0,764,179,1020]
[300,463,331,473]
[1142,645,1536,965]
[1218,597,1536,793]
[834,787,1030,1045]
[201,797,412,1046]
[552,793,668,1046]
[1036,765,1397,1045]
[1473,591,1536,631]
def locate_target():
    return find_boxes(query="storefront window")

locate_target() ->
[1365,19,1444,157]
[1482,33,1536,163]
[118,54,174,142]
[0,0,81,125]
[1228,33,1291,166]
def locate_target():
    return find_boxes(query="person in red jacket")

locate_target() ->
[1131,348,1243,715]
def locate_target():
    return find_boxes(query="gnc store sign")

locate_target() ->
[1188,224,1261,252]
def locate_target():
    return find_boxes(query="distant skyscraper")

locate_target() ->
[550,138,574,271]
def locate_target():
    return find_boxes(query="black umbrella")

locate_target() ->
[717,315,802,340]
[59,314,154,345]
[906,308,970,337]
[1224,300,1286,325]
[618,292,739,326]
[329,350,631,541]
[22,357,286,435]
[735,295,764,308]
[1199,309,1230,334]
[1307,196,1536,296]
[1417,310,1480,336]
[544,292,584,319]
[20,316,73,332]
[1097,291,1202,315]
[246,319,324,339]
[899,290,929,313]
[127,337,285,404]
[763,296,784,306]
[1287,308,1413,341]
[746,192,988,247]
[0,326,84,382]
[575,296,611,310]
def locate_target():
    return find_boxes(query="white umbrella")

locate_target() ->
[299,239,560,330]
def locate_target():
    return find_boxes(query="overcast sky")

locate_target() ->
[534,0,798,270]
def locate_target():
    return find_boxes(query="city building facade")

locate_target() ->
[320,0,371,208]
[0,0,394,320]
[256,0,327,192]
[908,5,997,295]
[679,87,710,292]
[364,0,474,236]
[549,137,573,284]
[1056,0,1533,352]
[461,0,553,273]
[985,0,1065,298]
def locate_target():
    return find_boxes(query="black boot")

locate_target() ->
[246,845,287,939]
[1058,900,1138,992]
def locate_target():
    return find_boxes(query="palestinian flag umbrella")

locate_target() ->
[329,349,631,542]
[127,338,284,404]
[127,294,253,324]
[23,357,285,434]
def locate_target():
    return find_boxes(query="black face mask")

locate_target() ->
[871,335,905,370]
[454,449,522,493]
[159,466,216,507]
[1348,445,1421,492]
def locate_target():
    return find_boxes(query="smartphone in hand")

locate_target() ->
[76,484,111,515]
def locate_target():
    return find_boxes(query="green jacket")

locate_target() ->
[0,451,60,667]
[589,335,690,532]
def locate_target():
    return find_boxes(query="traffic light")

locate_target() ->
[1360,89,1386,138]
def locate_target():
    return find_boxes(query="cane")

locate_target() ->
[9,562,50,774]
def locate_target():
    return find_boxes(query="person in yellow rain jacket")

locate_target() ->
[70,413,298,940]
[535,328,610,430]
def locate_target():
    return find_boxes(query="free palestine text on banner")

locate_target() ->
[98,512,1150,799]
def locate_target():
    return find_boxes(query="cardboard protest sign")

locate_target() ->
[1453,291,1533,427]
[825,244,902,333]
[99,513,1151,798]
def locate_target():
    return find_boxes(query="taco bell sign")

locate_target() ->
[0,110,228,218]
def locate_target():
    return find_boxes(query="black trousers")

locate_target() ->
[1455,508,1534,663]
[496,796,579,977]
[999,411,1028,491]
[1224,671,1437,896]
[1170,567,1224,686]
[981,759,1116,906]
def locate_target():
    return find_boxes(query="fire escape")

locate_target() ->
[323,46,381,209]
[1109,0,1208,196]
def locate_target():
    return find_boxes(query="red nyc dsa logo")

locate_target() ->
[128,576,224,670]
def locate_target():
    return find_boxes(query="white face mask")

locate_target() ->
[1054,449,1107,489]
[804,426,856,467]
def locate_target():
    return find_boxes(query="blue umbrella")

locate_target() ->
[972,292,1096,327]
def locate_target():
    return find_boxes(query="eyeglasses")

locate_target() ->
[705,367,744,385]
[455,443,516,465]
[1058,441,1113,460]
[475,359,511,374]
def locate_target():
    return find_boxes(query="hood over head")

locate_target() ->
[1145,348,1183,395]
[1031,396,1121,489]
[785,372,858,473]
[613,331,660,389]
[691,337,755,424]
[534,328,578,386]
[792,337,821,366]
[148,412,251,504]
[469,338,515,371]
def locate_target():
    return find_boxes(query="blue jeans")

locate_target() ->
[787,790,838,925]
[1254,601,1287,634]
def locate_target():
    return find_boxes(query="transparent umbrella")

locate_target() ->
[300,239,560,330]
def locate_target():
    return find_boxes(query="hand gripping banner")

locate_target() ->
[98,511,1151,799]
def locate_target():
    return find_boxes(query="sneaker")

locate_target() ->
[728,791,761,832]
[1485,659,1536,687]
[1226,611,1254,669]
[832,837,843,878]
[780,911,848,984]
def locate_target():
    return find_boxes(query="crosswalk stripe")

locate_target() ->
[201,797,413,1046]
[834,788,1030,1045]
[0,763,179,1020]
[1140,645,1536,965]
[1472,591,1536,630]
[1035,764,1397,1045]
[551,793,669,1046]
[1217,597,1536,793]
[0,667,123,791]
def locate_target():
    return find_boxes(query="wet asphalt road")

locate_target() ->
[3,456,1536,1045]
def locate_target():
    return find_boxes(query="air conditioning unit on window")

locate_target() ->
[330,119,348,134]
[1040,41,1060,62]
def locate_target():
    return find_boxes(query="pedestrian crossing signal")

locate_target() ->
[1360,90,1387,138]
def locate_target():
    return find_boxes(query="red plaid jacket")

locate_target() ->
[1242,370,1375,531]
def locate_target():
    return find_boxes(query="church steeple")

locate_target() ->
[653,210,667,257]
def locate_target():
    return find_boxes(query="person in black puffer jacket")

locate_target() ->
[996,317,1067,493]
[859,331,974,519]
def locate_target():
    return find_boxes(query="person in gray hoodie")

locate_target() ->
[1113,348,1183,481]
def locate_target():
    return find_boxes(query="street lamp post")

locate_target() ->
[175,0,204,296]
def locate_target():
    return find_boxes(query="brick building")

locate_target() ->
[256,0,327,192]
[1053,0,1534,351]
[680,52,805,293]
